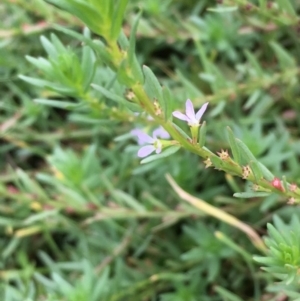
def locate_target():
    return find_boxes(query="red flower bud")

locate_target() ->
[271,177,284,191]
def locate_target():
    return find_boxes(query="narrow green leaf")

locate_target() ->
[210,155,224,169]
[16,169,48,199]
[226,127,241,164]
[118,31,129,50]
[23,210,58,226]
[19,75,51,88]
[132,160,161,175]
[258,162,274,181]
[143,65,162,100]
[195,40,211,75]
[140,146,180,164]
[91,84,140,111]
[114,132,134,142]
[110,0,129,40]
[25,56,52,72]
[214,285,243,301]
[97,0,113,19]
[235,140,264,180]
[2,238,20,259]
[196,40,227,91]
[199,72,215,83]
[83,27,91,38]
[117,60,134,85]
[270,41,296,69]
[253,255,276,264]
[46,0,104,36]
[128,12,141,65]
[53,25,111,64]
[34,99,80,109]
[171,123,191,141]
[267,223,287,245]
[91,84,126,104]
[210,100,226,117]
[0,216,20,226]
[207,6,238,13]
[40,36,57,58]
[69,114,115,124]
[198,121,206,147]
[89,0,108,18]
[119,59,144,85]
[244,90,262,110]
[276,0,296,16]
[176,70,203,98]
[249,161,263,181]
[50,33,66,53]
[113,190,146,212]
[162,85,172,121]
[244,50,264,77]
[282,175,289,192]
[81,46,96,91]
[127,12,144,83]
[233,192,270,198]
[19,75,76,95]
[215,231,253,262]
[95,267,110,291]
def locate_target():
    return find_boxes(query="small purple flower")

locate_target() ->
[131,127,170,158]
[172,99,208,126]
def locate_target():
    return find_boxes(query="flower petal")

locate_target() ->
[130,129,142,136]
[137,145,156,158]
[155,146,162,154]
[195,102,209,121]
[172,111,188,121]
[131,129,154,144]
[153,127,170,139]
[185,99,196,120]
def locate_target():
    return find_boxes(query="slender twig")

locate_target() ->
[166,173,266,253]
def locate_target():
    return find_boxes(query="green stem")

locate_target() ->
[100,31,300,202]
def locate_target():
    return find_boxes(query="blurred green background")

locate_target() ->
[1,0,300,300]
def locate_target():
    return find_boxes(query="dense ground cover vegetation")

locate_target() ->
[1,0,300,300]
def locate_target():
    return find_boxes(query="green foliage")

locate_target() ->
[2,0,300,300]
[20,34,96,97]
[254,215,300,285]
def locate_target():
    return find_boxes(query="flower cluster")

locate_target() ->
[131,99,208,158]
